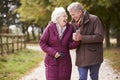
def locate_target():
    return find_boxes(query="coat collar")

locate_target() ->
[69,11,90,28]
[51,22,69,37]
[83,10,90,24]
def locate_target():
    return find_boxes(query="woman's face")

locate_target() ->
[57,12,68,27]
[69,10,82,22]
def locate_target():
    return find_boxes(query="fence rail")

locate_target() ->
[0,34,26,55]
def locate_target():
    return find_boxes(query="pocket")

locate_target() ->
[86,45,97,53]
[87,46,96,52]
[85,45,98,59]
[85,45,99,63]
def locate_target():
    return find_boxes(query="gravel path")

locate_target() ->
[20,46,120,80]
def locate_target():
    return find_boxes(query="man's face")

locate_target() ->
[69,10,82,22]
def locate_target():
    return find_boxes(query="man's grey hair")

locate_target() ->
[67,2,83,12]
[51,7,66,23]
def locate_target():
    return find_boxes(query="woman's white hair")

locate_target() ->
[51,7,66,23]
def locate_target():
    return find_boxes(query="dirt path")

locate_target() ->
[20,46,120,80]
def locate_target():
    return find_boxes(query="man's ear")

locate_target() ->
[71,18,75,23]
[78,10,82,14]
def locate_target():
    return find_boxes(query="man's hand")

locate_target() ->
[73,30,82,41]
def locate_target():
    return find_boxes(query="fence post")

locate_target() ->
[24,35,26,49]
[17,35,19,51]
[21,36,22,49]
[6,36,9,53]
[0,35,3,55]
[0,34,26,55]
[12,36,14,53]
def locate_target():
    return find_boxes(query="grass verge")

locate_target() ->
[0,49,44,80]
[104,48,120,72]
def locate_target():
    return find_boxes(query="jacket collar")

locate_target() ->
[70,11,90,28]
[83,10,89,24]
[51,22,69,37]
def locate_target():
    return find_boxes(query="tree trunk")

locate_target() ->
[105,25,110,48]
[38,29,41,41]
[41,27,44,33]
[116,29,120,47]
[26,30,30,41]
[31,25,36,40]
[22,25,25,34]
[21,22,26,34]
[26,26,30,41]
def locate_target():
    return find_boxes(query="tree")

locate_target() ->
[16,0,73,28]
[0,0,20,31]
[16,0,73,41]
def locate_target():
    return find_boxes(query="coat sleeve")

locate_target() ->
[81,17,104,43]
[39,25,57,57]
[69,40,80,49]
[68,27,80,49]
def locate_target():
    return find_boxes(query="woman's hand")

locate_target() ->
[54,52,61,58]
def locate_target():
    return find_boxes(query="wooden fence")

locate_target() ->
[0,34,26,55]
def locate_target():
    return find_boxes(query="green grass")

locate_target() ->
[104,48,120,72]
[0,49,44,80]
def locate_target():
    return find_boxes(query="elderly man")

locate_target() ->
[67,2,104,80]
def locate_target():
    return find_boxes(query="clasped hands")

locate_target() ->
[73,30,82,41]
[54,31,82,59]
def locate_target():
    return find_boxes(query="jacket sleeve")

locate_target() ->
[69,40,80,49]
[81,17,104,43]
[68,27,80,49]
[39,25,57,57]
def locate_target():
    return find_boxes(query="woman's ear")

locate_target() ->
[56,18,58,24]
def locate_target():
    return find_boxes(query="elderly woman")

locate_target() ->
[40,7,79,80]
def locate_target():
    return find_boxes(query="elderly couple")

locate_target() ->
[40,2,104,80]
